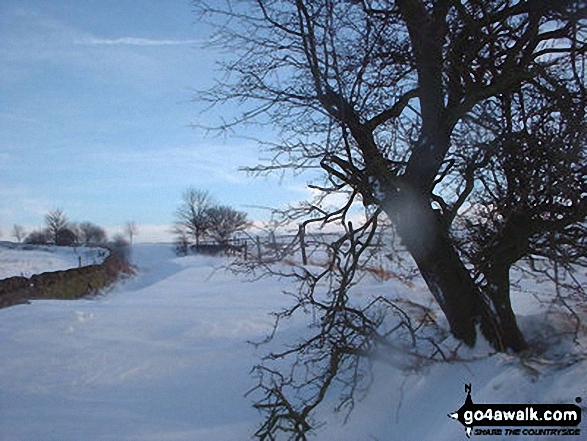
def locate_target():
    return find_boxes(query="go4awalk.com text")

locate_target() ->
[448,384,582,437]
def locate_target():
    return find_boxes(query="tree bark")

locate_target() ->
[479,263,528,352]
[477,215,530,351]
[383,188,528,352]
[383,190,479,347]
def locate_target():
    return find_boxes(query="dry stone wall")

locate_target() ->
[0,250,132,309]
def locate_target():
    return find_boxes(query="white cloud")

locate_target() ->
[0,7,208,89]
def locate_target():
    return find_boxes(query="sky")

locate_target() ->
[0,0,312,242]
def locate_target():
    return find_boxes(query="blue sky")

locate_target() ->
[0,0,311,241]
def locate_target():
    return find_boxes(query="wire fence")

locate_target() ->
[183,225,394,266]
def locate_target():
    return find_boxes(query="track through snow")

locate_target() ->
[0,244,585,440]
[0,244,283,441]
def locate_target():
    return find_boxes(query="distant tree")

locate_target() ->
[206,205,249,245]
[78,222,107,246]
[45,209,69,245]
[12,224,26,243]
[24,230,49,245]
[111,233,131,262]
[174,188,214,246]
[55,227,78,247]
[173,189,250,251]
[124,221,138,246]
[112,233,130,248]
[173,226,190,256]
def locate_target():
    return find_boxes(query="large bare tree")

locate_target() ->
[193,0,586,436]
[196,0,585,350]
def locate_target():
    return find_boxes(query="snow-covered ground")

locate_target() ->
[0,242,107,280]
[0,244,585,440]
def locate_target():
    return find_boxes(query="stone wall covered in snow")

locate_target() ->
[0,250,132,309]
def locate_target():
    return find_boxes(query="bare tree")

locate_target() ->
[124,221,138,246]
[174,188,214,246]
[24,230,49,245]
[111,233,131,262]
[56,227,78,247]
[45,209,70,245]
[206,205,250,245]
[195,0,586,351]
[173,188,249,251]
[12,224,26,243]
[173,226,191,255]
[452,87,586,350]
[78,222,108,246]
[194,0,586,437]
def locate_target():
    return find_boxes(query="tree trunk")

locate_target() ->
[383,190,527,352]
[383,192,479,347]
[479,263,528,352]
[477,216,530,352]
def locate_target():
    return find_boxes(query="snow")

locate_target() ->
[0,244,585,440]
[0,242,107,280]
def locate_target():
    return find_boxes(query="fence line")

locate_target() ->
[182,225,394,265]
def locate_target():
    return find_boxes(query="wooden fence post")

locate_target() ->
[256,236,262,260]
[299,224,307,265]
[270,231,277,249]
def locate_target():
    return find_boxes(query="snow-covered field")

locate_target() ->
[0,242,107,280]
[0,244,585,440]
